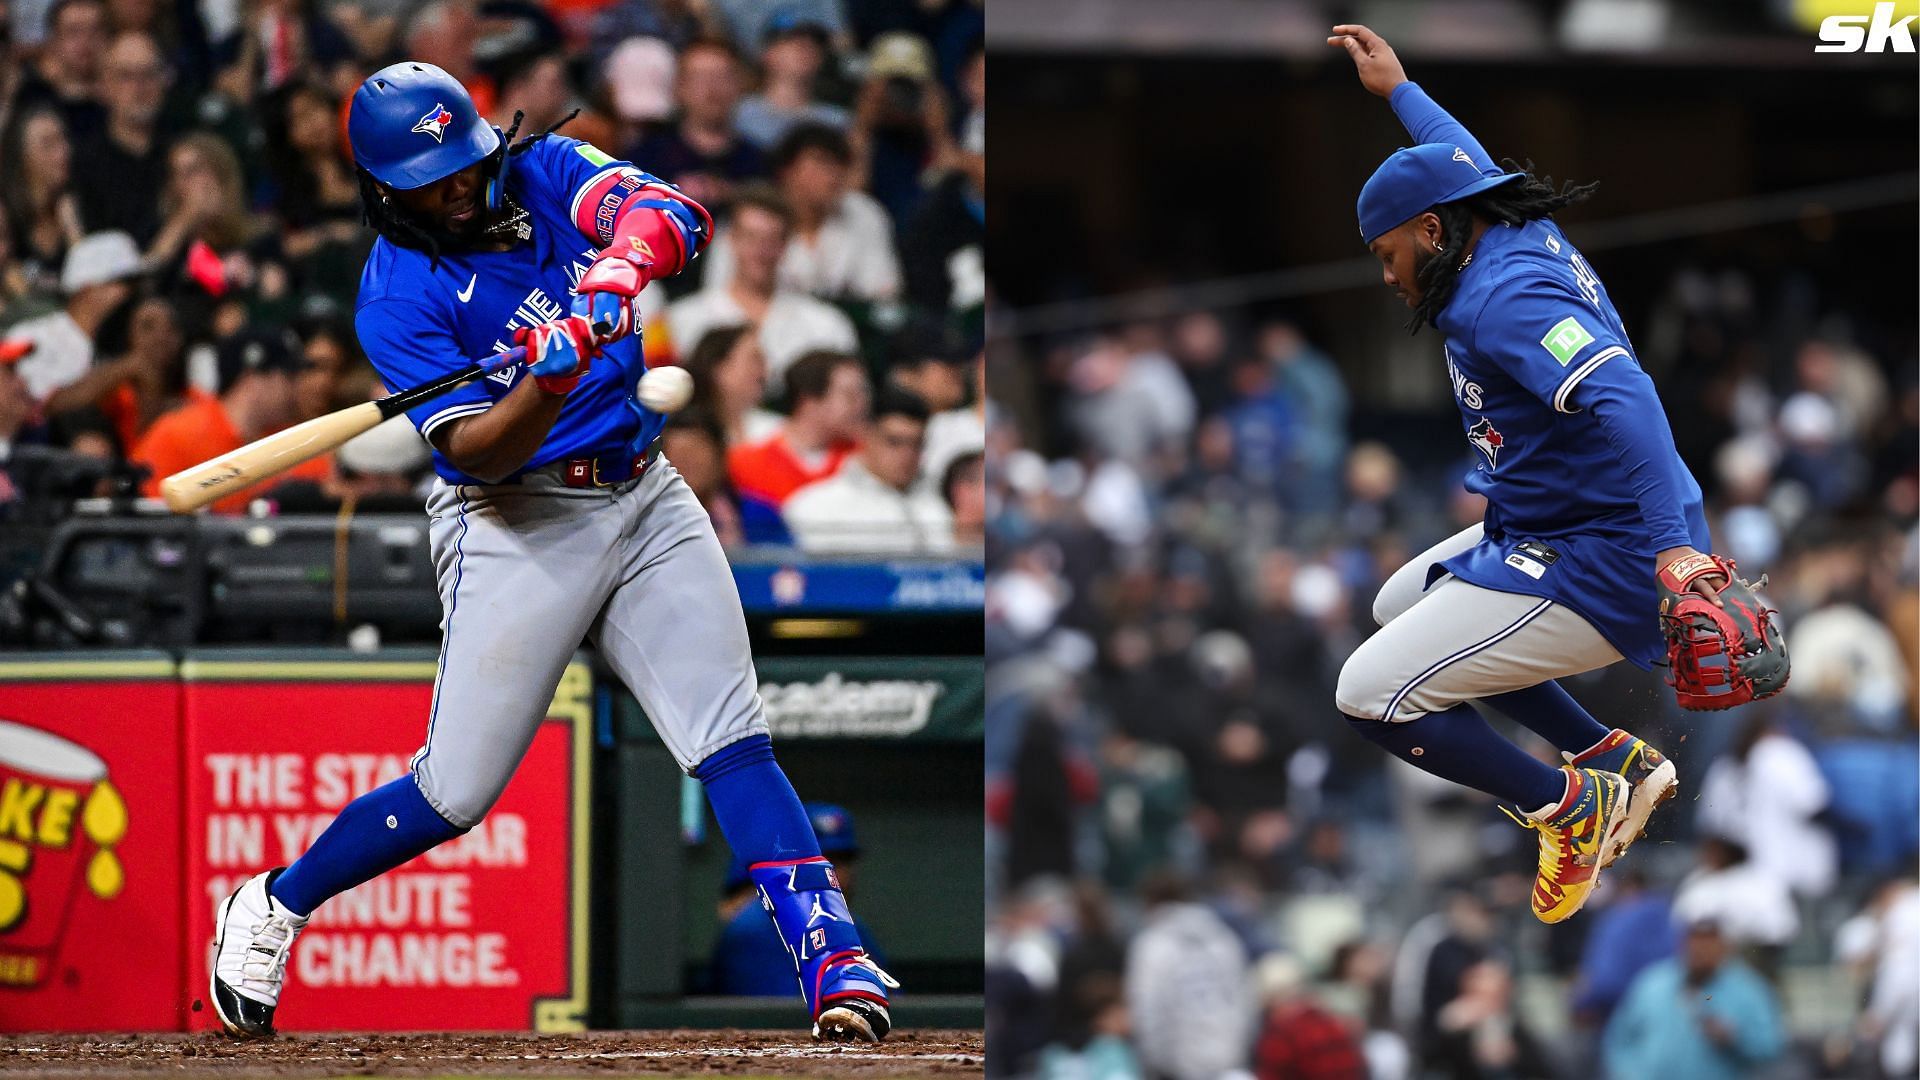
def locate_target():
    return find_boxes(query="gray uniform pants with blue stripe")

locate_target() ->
[1335,524,1623,723]
[415,459,768,828]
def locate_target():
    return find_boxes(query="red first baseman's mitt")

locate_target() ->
[1657,552,1790,711]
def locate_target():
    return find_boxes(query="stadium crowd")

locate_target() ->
[0,0,984,557]
[984,253,1919,1079]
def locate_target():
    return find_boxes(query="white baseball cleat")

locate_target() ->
[210,868,307,1038]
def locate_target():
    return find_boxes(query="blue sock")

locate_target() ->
[270,774,466,916]
[1348,703,1567,809]
[1482,681,1612,755]
[694,734,821,865]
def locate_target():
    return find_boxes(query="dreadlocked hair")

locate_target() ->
[1406,158,1600,334]
[358,109,581,268]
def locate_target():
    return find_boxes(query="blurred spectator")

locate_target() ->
[130,328,329,513]
[209,0,355,98]
[0,347,39,506]
[1835,874,1920,1079]
[629,38,768,211]
[293,319,370,421]
[264,82,367,306]
[1784,597,1912,735]
[668,184,858,387]
[493,49,578,137]
[150,133,281,324]
[1570,868,1675,1029]
[1603,919,1785,1080]
[11,0,111,143]
[986,879,1073,1077]
[71,31,172,246]
[898,75,982,319]
[785,387,951,553]
[1066,331,1196,467]
[1,106,84,302]
[1390,885,1496,1055]
[1695,713,1838,900]
[710,802,881,994]
[662,410,771,546]
[898,339,981,486]
[588,0,717,55]
[943,449,983,547]
[10,230,142,407]
[1428,958,1552,1080]
[66,294,201,452]
[683,324,784,446]
[1036,971,1143,1080]
[1251,952,1366,1080]
[726,347,863,510]
[1670,835,1800,963]
[852,30,956,214]
[701,122,900,304]
[733,7,848,150]
[716,0,847,55]
[599,35,676,139]
[1260,321,1348,518]
[849,31,955,225]
[1325,940,1411,1080]
[887,328,965,411]
[1124,870,1256,1080]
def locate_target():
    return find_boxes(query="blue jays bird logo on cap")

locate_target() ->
[1453,147,1473,165]
[411,103,454,142]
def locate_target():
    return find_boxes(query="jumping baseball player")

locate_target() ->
[1328,26,1787,923]
[210,63,896,1040]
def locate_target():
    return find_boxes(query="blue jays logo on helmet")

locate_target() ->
[349,62,501,190]
[411,103,455,143]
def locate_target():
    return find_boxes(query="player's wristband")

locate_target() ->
[534,373,581,395]
[1658,552,1720,592]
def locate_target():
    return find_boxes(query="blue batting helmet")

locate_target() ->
[348,61,500,191]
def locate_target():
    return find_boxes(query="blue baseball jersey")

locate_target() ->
[355,136,668,485]
[1430,217,1710,667]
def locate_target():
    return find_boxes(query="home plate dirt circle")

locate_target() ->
[0,1030,985,1077]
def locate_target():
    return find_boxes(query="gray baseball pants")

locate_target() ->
[414,459,768,827]
[1335,524,1623,723]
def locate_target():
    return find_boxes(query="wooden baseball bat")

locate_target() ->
[159,346,527,513]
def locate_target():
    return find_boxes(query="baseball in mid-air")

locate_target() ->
[637,365,694,413]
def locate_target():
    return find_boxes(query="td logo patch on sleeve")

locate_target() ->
[1541,316,1596,366]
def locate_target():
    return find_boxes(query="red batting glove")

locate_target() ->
[575,242,655,343]
[516,314,599,395]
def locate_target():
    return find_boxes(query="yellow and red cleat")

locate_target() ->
[1503,766,1631,924]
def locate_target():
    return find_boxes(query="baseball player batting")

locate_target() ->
[209,63,896,1041]
[1328,26,1788,924]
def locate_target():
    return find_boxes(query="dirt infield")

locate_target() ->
[0,1029,984,1078]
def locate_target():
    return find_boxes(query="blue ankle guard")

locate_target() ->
[746,857,893,1016]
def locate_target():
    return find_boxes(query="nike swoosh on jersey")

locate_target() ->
[456,274,476,302]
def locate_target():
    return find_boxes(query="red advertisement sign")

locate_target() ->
[180,657,592,1033]
[0,656,184,1031]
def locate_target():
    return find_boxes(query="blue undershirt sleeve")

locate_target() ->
[1389,81,1504,177]
[1572,365,1698,552]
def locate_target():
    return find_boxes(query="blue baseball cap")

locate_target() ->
[349,61,501,190]
[723,802,861,893]
[1356,143,1523,245]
